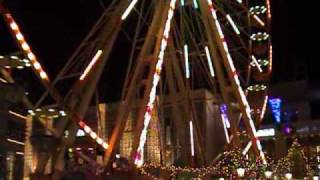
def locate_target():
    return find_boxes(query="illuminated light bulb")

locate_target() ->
[28,110,35,116]
[237,168,245,177]
[121,0,139,20]
[264,171,272,178]
[90,132,97,139]
[236,0,242,3]
[21,42,30,51]
[204,46,215,77]
[79,50,103,80]
[10,22,18,30]
[184,44,190,79]
[33,62,41,70]
[102,142,109,149]
[17,66,24,69]
[10,56,18,59]
[226,14,240,35]
[27,52,36,60]
[84,126,91,133]
[16,33,24,41]
[313,176,319,180]
[96,138,103,145]
[136,160,143,167]
[285,173,292,180]
[39,71,48,80]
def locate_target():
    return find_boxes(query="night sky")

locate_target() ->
[1,0,316,103]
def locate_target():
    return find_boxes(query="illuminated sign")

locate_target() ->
[257,128,275,137]
[268,98,282,123]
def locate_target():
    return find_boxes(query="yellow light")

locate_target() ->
[90,132,97,139]
[21,42,30,51]
[10,22,18,30]
[96,138,103,145]
[102,142,109,149]
[84,126,91,133]
[39,71,48,80]
[27,52,36,60]
[16,33,24,41]
[79,50,103,80]
[33,62,41,70]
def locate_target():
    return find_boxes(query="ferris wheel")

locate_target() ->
[0,0,272,177]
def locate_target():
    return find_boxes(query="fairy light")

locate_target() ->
[189,121,195,156]
[204,46,215,77]
[226,14,240,35]
[134,0,177,166]
[253,15,265,27]
[121,0,139,20]
[184,44,190,79]
[4,13,49,81]
[251,55,263,72]
[79,50,103,80]
[206,0,266,164]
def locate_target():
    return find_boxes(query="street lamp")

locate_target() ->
[264,171,273,179]
[285,173,292,180]
[236,167,245,177]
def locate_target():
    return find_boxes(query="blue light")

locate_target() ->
[220,104,230,128]
[268,98,282,123]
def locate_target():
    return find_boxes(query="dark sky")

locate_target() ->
[1,0,314,101]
